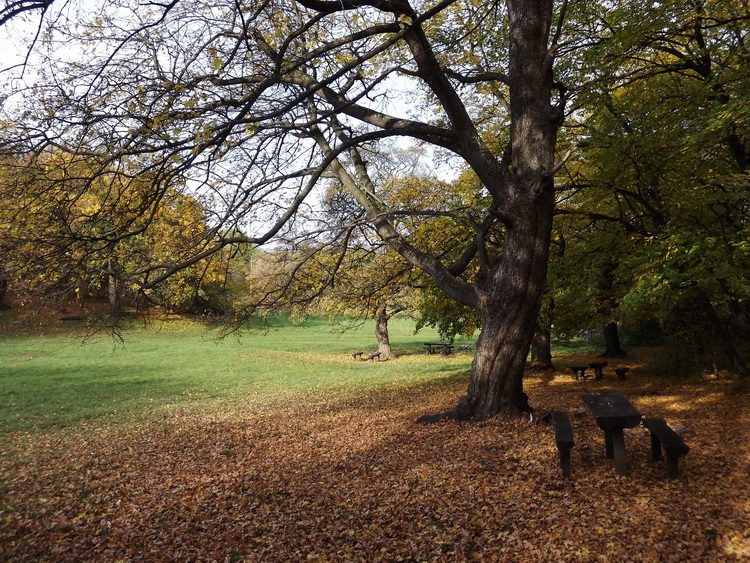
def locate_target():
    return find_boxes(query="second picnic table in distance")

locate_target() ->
[582,391,642,476]
[423,343,455,355]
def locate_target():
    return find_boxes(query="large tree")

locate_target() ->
[1,0,578,420]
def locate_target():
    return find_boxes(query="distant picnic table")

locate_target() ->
[423,343,454,355]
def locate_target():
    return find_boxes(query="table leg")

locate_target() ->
[611,428,627,476]
[604,429,614,458]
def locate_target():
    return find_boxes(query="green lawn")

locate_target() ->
[0,317,474,434]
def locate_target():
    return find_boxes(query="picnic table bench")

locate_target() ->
[582,391,642,476]
[352,351,382,361]
[551,411,575,477]
[643,418,690,478]
[423,343,455,355]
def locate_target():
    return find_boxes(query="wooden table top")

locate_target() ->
[582,391,642,430]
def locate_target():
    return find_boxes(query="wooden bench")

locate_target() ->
[424,343,445,355]
[352,352,364,360]
[367,352,382,361]
[551,411,575,477]
[643,418,690,478]
[570,366,588,380]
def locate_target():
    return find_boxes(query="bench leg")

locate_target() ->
[604,429,614,459]
[649,432,663,461]
[558,449,571,478]
[665,456,680,478]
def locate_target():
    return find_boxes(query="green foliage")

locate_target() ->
[414,282,479,343]
[551,0,750,371]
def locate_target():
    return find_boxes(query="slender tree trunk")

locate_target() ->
[602,321,626,357]
[375,308,395,360]
[531,324,553,368]
[108,272,120,315]
[0,275,8,310]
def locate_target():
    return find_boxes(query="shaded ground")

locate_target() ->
[1,349,749,561]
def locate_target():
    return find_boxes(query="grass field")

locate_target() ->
[0,316,474,434]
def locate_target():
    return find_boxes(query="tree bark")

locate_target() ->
[728,299,750,339]
[375,308,395,360]
[107,258,121,316]
[531,324,553,368]
[306,0,559,421]
[108,274,119,315]
[416,0,557,421]
[694,287,749,378]
[419,189,555,422]
[602,321,626,357]
[0,275,8,310]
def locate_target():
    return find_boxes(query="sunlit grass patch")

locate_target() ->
[0,317,472,435]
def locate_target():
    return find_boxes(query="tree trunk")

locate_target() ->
[314,0,558,422]
[108,274,120,315]
[531,324,553,368]
[464,196,554,420]
[694,287,749,378]
[420,189,555,422]
[0,275,8,310]
[375,308,395,360]
[417,0,556,421]
[728,299,750,339]
[602,321,626,357]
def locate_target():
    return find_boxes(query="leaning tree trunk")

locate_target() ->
[374,308,395,360]
[602,321,626,357]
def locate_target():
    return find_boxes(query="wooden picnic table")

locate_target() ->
[582,391,642,476]
[423,343,455,355]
